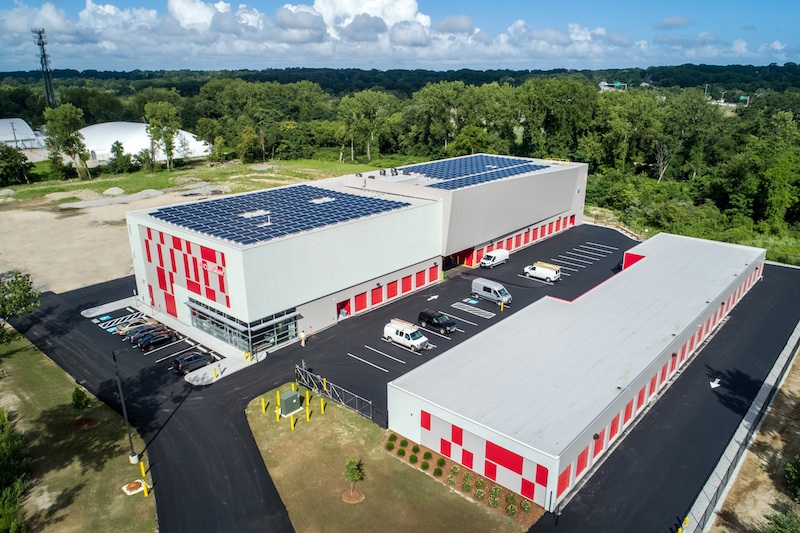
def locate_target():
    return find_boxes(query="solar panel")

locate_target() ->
[150,184,410,246]
[400,155,550,191]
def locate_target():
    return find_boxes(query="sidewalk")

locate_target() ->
[82,296,276,386]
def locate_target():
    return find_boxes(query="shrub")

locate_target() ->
[450,465,460,475]
[506,493,518,506]
[475,479,485,490]
[423,451,432,460]
[521,499,531,513]
[764,510,800,533]
[488,494,500,508]
[475,488,485,500]
[433,467,443,477]
[506,504,517,517]
[400,439,408,448]
[447,474,456,485]
[409,454,418,464]
[388,433,397,442]
[386,442,395,451]
[412,445,420,453]
[489,486,501,498]
[461,479,472,492]
[397,448,406,457]
[437,458,446,467]
[786,455,800,499]
[421,461,429,471]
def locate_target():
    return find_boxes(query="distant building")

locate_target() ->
[79,122,210,164]
[0,118,45,149]
[598,81,627,92]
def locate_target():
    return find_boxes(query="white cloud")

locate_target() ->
[167,0,221,31]
[339,13,387,42]
[433,15,473,35]
[390,20,429,47]
[731,39,748,54]
[78,0,158,31]
[653,15,696,30]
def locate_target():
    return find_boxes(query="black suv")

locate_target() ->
[138,330,176,351]
[417,309,457,334]
[172,352,214,374]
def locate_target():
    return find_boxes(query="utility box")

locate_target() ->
[280,390,302,416]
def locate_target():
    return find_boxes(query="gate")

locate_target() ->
[295,364,374,421]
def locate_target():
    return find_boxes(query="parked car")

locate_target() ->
[172,352,214,374]
[479,249,509,268]
[383,318,429,351]
[471,277,512,306]
[138,330,177,351]
[128,324,168,344]
[418,309,457,334]
[523,261,561,282]
[116,316,158,335]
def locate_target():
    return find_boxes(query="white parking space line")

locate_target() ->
[559,254,592,264]
[586,241,618,250]
[364,345,406,364]
[155,345,195,364]
[347,353,389,372]
[419,328,452,340]
[98,311,144,330]
[438,311,478,326]
[381,338,426,355]
[560,272,571,277]
[143,338,185,355]
[556,256,587,267]
[451,302,496,319]
[454,327,466,332]
[517,274,553,285]
[579,244,613,255]
[556,264,579,272]
[565,251,597,261]
[574,247,605,258]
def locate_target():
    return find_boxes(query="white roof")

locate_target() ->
[0,118,43,149]
[79,122,210,162]
[389,233,765,458]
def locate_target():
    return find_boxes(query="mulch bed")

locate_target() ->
[385,435,545,529]
[341,490,365,504]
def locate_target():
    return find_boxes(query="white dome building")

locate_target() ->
[79,122,210,163]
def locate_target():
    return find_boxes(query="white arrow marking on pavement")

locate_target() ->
[710,378,721,389]
[427,295,439,301]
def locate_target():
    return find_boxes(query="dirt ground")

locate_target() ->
[2,186,799,530]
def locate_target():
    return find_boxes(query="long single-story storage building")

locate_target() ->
[126,154,587,356]
[387,233,765,512]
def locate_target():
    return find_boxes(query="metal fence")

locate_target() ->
[690,333,800,531]
[295,365,374,422]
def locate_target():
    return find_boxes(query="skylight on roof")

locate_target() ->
[240,209,270,218]
[310,197,335,204]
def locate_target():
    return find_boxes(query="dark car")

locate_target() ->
[124,323,161,341]
[138,330,176,351]
[172,352,214,374]
[418,309,457,334]
[129,324,168,344]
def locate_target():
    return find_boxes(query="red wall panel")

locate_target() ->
[636,386,646,410]
[649,375,658,397]
[415,270,426,288]
[609,414,620,440]
[420,411,431,430]
[401,276,412,293]
[536,464,549,486]
[486,441,523,475]
[557,466,571,497]
[462,449,473,469]
[440,439,451,458]
[387,281,398,299]
[164,293,177,317]
[452,426,463,446]
[484,461,497,481]
[576,446,589,475]
[354,292,367,312]
[428,266,439,282]
[593,429,605,458]
[623,400,634,424]
[371,287,383,306]
[521,479,535,499]
[506,237,513,250]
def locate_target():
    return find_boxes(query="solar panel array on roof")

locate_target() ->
[149,184,410,246]
[401,154,550,191]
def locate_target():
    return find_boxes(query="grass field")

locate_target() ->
[0,337,156,533]
[246,384,527,533]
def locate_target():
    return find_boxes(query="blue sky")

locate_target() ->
[1,0,795,72]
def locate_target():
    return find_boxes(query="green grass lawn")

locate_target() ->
[0,337,156,533]
[246,385,523,533]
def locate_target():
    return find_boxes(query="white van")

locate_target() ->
[479,249,509,268]
[471,277,512,306]
[383,319,429,351]
[523,261,561,282]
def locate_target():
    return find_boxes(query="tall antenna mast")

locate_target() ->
[31,28,57,109]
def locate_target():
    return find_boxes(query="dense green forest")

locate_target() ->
[1,64,800,261]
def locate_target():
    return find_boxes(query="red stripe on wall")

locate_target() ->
[168,271,174,293]
[159,232,164,244]
[593,429,605,458]
[146,227,152,240]
[649,375,658,397]
[218,274,225,294]
[371,287,383,306]
[172,236,182,250]
[186,242,192,254]
[156,267,167,291]
[536,464,549,486]
[521,479,535,499]
[145,241,152,263]
[462,449,473,469]
[164,293,177,317]
[387,281,398,299]
[355,292,367,313]
[623,400,634,424]
[415,270,426,288]
[157,244,164,268]
[440,439,451,458]
[205,287,216,301]
[200,246,217,264]
[203,268,210,288]
[420,411,431,430]
[486,441,523,475]
[193,257,199,281]
[187,279,201,295]
[557,466,571,497]
[485,461,497,481]
[428,266,439,283]
[183,255,191,279]
[636,386,646,410]
[609,414,620,440]
[225,295,230,308]
[401,276,412,293]
[170,249,177,273]
[148,284,154,305]
[576,446,589,475]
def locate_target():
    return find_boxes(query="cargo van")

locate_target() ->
[523,261,561,282]
[383,319,429,351]
[471,277,512,306]
[479,249,509,268]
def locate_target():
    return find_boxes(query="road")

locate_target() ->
[11,225,800,533]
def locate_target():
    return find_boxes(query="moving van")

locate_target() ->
[523,261,561,282]
[383,318,429,351]
[471,277,512,306]
[479,249,509,268]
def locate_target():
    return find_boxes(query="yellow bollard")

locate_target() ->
[305,404,310,422]
[261,397,266,414]
[500,301,504,312]
[323,378,328,391]
[243,349,247,361]
[320,397,325,414]
[275,406,280,423]
[143,482,149,498]
[291,382,295,391]
[213,367,217,380]
[276,390,280,408]
[140,460,146,478]
[290,414,295,430]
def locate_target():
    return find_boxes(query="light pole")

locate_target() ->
[112,349,139,464]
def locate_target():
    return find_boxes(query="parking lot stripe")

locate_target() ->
[555,256,587,268]
[419,328,451,340]
[580,244,613,255]
[559,253,592,264]
[565,251,597,261]
[586,241,618,250]
[574,247,605,258]
[556,264,579,272]
[155,345,195,364]
[143,338,185,355]
[364,345,406,364]
[347,353,389,372]
[451,302,496,319]
[438,311,478,326]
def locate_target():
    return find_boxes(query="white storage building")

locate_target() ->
[387,233,765,511]
[126,154,587,356]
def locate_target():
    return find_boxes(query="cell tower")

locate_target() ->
[31,28,57,109]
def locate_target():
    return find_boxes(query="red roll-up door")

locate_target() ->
[387,281,398,299]
[428,266,439,282]
[401,276,412,293]
[371,287,383,306]
[415,270,426,288]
